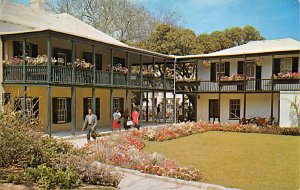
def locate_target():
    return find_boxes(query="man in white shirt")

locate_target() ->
[82,108,97,141]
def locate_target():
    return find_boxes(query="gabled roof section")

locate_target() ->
[0,1,126,47]
[176,38,300,59]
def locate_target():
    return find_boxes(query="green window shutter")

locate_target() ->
[210,63,216,82]
[292,57,299,72]
[96,98,100,120]
[66,98,71,123]
[52,98,58,124]
[225,62,230,76]
[273,58,281,75]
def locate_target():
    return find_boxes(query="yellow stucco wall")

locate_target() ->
[3,85,130,132]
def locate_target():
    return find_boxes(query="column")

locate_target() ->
[173,58,177,123]
[47,86,51,136]
[110,89,114,130]
[47,36,52,83]
[218,58,221,122]
[139,90,143,124]
[270,54,274,124]
[110,49,114,85]
[92,45,96,113]
[71,41,76,135]
[163,91,167,123]
[71,87,76,136]
[146,92,149,121]
[152,91,155,123]
[140,55,143,87]
[22,39,26,121]
[47,36,52,136]
[243,54,247,120]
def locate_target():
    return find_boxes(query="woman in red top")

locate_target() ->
[131,108,140,130]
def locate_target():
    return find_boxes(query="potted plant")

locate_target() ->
[202,60,211,68]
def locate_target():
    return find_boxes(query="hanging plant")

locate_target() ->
[254,57,263,66]
[202,60,211,68]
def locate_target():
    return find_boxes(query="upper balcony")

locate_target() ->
[2,64,174,91]
[176,78,300,93]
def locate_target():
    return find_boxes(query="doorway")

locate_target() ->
[209,99,219,122]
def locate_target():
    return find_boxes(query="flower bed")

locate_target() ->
[107,64,128,74]
[87,133,204,182]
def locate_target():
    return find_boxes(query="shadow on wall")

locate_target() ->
[288,96,300,127]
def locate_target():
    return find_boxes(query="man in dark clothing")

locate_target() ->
[155,104,161,123]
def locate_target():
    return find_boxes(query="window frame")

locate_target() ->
[57,52,67,66]
[229,99,240,120]
[280,58,292,74]
[57,98,67,123]
[216,62,225,81]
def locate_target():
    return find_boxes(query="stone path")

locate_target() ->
[65,137,236,190]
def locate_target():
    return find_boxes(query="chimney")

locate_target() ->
[29,0,49,11]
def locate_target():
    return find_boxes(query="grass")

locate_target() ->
[144,131,300,190]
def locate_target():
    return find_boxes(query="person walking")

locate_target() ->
[113,109,121,131]
[132,108,140,130]
[123,109,130,131]
[82,108,97,142]
[155,104,161,123]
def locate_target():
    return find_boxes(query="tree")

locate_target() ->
[197,25,265,53]
[47,0,182,43]
[135,23,201,56]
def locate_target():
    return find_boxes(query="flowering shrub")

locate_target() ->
[107,64,128,74]
[221,74,248,81]
[0,107,121,188]
[3,55,57,65]
[68,59,93,69]
[273,72,300,79]
[143,68,154,77]
[87,133,204,181]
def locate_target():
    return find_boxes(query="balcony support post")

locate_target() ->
[71,86,76,136]
[146,91,149,121]
[139,90,143,124]
[126,89,129,112]
[218,58,221,122]
[110,89,113,130]
[92,45,96,85]
[271,54,274,124]
[163,91,167,123]
[182,93,185,122]
[152,91,155,123]
[243,54,247,120]
[47,36,52,83]
[173,58,177,123]
[152,57,155,123]
[47,86,52,136]
[110,49,114,85]
[22,39,27,121]
[140,55,143,87]
[126,52,129,87]
[71,41,75,84]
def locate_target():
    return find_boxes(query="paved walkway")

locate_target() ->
[66,137,236,190]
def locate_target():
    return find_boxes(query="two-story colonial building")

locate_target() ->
[0,1,299,136]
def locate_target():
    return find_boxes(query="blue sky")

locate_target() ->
[14,0,300,40]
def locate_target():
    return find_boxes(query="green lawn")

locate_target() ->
[144,131,300,190]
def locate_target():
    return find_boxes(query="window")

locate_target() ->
[13,97,39,121]
[57,98,67,123]
[246,62,255,79]
[216,62,225,80]
[83,98,100,120]
[113,57,126,67]
[229,99,240,119]
[113,98,124,114]
[2,93,11,105]
[280,58,292,74]
[57,53,67,66]
[13,41,38,57]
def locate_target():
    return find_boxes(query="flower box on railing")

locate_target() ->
[219,80,245,86]
[273,79,300,84]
